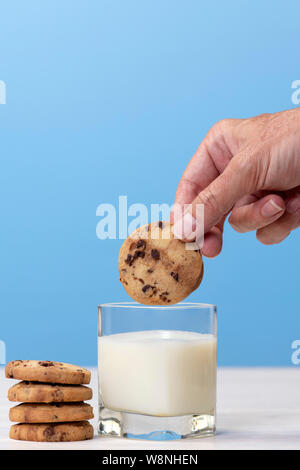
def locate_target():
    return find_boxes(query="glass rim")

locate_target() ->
[98,301,216,311]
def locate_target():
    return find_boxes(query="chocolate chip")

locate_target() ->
[138,278,144,284]
[39,361,54,367]
[134,250,145,260]
[171,272,179,282]
[125,254,133,265]
[151,249,160,260]
[142,284,151,293]
[147,269,153,273]
[159,293,168,301]
[137,239,146,249]
[158,221,163,229]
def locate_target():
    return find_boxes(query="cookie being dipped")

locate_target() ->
[119,221,203,305]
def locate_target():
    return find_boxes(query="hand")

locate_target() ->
[171,108,300,257]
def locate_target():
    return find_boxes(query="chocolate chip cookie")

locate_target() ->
[119,221,203,305]
[5,360,91,384]
[9,402,94,423]
[10,421,94,442]
[8,381,92,403]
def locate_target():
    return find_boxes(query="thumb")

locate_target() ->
[173,153,258,241]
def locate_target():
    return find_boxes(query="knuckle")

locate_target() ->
[256,229,274,245]
[228,209,248,233]
[256,112,272,122]
[233,147,270,193]
[256,228,289,245]
[228,219,244,233]
[256,231,272,245]
[208,119,233,140]
[216,118,234,131]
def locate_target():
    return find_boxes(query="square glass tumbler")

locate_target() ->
[98,302,217,440]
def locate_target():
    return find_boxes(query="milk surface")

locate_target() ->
[98,330,216,417]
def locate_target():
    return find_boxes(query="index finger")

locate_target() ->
[173,122,235,214]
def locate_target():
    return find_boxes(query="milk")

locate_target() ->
[98,330,217,417]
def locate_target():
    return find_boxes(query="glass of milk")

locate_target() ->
[98,302,217,440]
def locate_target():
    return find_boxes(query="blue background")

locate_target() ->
[0,0,299,366]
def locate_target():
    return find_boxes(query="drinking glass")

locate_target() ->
[98,302,217,440]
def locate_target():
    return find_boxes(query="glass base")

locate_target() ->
[98,406,216,441]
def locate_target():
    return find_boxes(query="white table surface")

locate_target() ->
[1,367,300,450]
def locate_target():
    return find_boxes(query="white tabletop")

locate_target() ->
[1,367,300,450]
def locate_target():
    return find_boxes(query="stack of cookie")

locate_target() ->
[6,360,94,442]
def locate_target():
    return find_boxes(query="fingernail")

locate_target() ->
[172,212,197,240]
[261,199,284,217]
[286,196,300,214]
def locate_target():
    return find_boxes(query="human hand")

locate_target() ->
[172,108,300,257]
